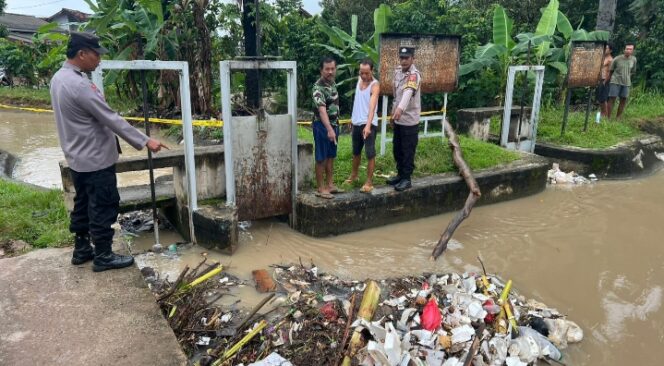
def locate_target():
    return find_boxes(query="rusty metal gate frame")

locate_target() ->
[219,60,298,223]
[91,60,198,243]
[500,65,545,153]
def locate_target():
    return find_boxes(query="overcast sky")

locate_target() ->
[5,0,322,18]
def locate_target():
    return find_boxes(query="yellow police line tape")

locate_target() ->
[0,103,446,127]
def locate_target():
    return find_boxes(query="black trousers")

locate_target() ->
[393,124,419,180]
[69,165,120,251]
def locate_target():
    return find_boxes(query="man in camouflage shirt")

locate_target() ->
[312,57,341,199]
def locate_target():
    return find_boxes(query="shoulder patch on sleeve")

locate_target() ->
[90,83,106,100]
[405,73,419,90]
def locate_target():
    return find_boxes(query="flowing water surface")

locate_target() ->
[4,110,664,365]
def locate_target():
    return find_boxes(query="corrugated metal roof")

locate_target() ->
[0,12,49,32]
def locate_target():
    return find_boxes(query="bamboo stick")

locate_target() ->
[212,320,268,366]
[341,280,381,366]
[185,264,223,290]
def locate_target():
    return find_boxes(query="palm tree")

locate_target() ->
[596,0,617,32]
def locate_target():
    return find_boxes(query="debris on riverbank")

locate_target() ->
[143,260,583,366]
[0,239,32,258]
[547,163,596,184]
[119,210,173,234]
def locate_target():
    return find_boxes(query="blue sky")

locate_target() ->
[5,0,322,18]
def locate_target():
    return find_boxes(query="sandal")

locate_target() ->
[315,191,334,199]
[360,184,374,193]
[344,177,358,185]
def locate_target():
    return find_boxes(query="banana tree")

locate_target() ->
[83,0,174,103]
[459,4,524,104]
[34,23,69,84]
[316,4,391,94]
[461,0,610,104]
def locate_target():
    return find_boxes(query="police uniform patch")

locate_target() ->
[90,83,106,100]
[405,74,418,90]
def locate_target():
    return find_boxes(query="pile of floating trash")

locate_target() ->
[547,163,596,185]
[143,260,583,366]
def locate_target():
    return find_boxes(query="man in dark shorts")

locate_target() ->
[312,57,341,199]
[345,59,380,193]
[386,46,421,192]
[608,43,637,119]
[597,43,613,118]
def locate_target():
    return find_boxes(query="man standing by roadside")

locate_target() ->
[607,43,637,119]
[312,56,341,199]
[346,59,380,193]
[387,47,421,192]
[597,43,613,118]
[51,32,168,272]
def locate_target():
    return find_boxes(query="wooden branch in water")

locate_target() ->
[157,265,190,302]
[463,323,486,366]
[430,120,482,260]
[235,293,276,332]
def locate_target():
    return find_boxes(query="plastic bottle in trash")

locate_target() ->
[595,111,601,124]
[518,326,562,361]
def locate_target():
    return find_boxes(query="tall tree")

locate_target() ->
[596,0,618,32]
[242,0,260,110]
[191,0,213,115]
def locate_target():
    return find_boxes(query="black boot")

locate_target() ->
[71,233,95,265]
[386,175,402,185]
[93,243,134,272]
[395,178,412,191]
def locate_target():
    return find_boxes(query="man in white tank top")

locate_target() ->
[346,59,380,193]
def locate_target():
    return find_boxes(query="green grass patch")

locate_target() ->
[298,126,520,188]
[537,90,664,148]
[0,179,72,248]
[0,86,139,113]
[0,86,51,107]
[538,108,642,149]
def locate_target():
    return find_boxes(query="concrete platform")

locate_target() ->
[534,135,664,178]
[118,181,176,213]
[0,248,187,366]
[295,153,549,237]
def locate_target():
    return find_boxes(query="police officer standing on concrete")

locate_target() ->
[50,32,168,272]
[387,46,421,191]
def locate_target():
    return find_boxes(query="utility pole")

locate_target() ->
[242,0,261,110]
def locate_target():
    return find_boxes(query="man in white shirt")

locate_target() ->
[345,59,380,193]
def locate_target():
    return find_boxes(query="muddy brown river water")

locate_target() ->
[0,110,177,188]
[3,110,664,365]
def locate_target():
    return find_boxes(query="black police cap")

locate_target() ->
[67,32,109,55]
[398,47,415,57]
